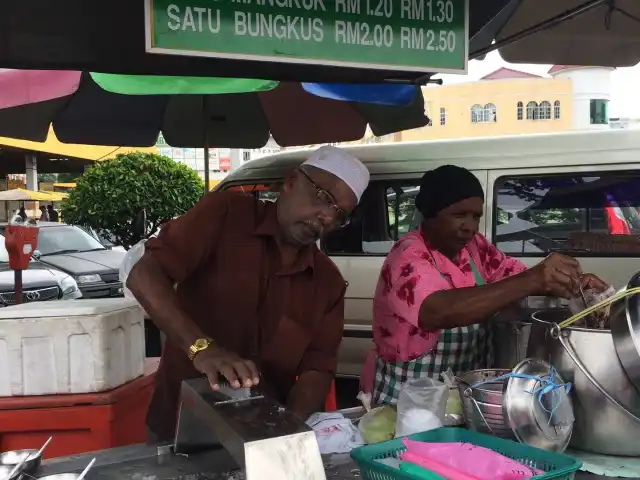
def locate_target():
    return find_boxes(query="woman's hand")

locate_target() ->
[581,273,609,293]
[527,252,582,299]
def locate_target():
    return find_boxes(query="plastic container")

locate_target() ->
[0,298,145,396]
[0,358,159,458]
[350,428,582,480]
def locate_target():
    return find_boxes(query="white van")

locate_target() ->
[218,129,640,378]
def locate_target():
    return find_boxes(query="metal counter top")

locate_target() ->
[37,442,637,480]
[38,443,362,480]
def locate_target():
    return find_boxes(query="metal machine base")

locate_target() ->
[173,378,311,469]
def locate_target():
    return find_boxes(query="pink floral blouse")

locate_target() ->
[372,229,527,363]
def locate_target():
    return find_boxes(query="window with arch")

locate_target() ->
[484,103,497,122]
[538,101,552,120]
[554,101,561,120]
[471,104,484,123]
[440,107,446,126]
[517,102,523,120]
[471,104,497,123]
[526,101,538,120]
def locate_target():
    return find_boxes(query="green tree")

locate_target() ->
[60,152,204,249]
[57,173,81,183]
[38,173,58,183]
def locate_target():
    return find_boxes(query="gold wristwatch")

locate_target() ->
[188,338,213,361]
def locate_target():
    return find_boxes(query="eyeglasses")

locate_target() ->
[298,168,350,228]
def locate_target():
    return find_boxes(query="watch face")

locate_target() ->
[194,338,209,349]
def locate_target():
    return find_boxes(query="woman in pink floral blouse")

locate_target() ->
[361,165,608,405]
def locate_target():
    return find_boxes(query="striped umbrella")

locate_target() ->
[0,70,429,148]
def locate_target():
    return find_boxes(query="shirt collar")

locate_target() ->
[252,200,315,274]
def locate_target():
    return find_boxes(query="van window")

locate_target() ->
[223,180,422,255]
[227,183,282,202]
[324,180,421,255]
[494,171,640,256]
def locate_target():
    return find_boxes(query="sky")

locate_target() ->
[431,51,640,118]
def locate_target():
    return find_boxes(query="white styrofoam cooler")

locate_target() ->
[0,298,146,396]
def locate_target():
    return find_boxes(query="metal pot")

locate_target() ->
[528,308,640,456]
[0,465,22,480]
[493,318,531,369]
[610,271,640,393]
[0,449,42,475]
[457,368,513,438]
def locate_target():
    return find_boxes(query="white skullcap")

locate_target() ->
[302,146,370,202]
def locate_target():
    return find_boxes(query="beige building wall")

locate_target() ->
[354,77,574,144]
[401,77,573,142]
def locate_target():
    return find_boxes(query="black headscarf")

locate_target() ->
[415,165,485,219]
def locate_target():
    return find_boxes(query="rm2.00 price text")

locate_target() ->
[335,22,457,52]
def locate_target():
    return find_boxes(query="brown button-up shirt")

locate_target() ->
[144,190,346,440]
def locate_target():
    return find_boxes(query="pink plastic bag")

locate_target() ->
[401,439,543,480]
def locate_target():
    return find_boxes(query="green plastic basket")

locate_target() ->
[350,428,582,480]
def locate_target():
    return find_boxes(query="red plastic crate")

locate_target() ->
[0,358,159,458]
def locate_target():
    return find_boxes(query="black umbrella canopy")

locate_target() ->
[0,72,429,148]
[0,0,509,83]
[472,0,640,67]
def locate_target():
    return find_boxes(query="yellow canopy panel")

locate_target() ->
[53,183,77,189]
[0,127,156,161]
[0,188,57,201]
[38,191,68,201]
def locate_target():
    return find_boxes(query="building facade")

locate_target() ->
[375,65,614,144]
[548,65,614,130]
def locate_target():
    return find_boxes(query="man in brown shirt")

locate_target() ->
[127,146,370,441]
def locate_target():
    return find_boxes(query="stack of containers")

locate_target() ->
[0,298,155,458]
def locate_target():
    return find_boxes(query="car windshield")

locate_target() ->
[0,236,11,263]
[38,226,106,256]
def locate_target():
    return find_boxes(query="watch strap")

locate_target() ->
[188,338,213,361]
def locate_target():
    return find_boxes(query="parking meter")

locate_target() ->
[5,224,39,304]
[5,224,39,270]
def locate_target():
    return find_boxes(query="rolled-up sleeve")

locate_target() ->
[144,190,231,283]
[383,248,452,328]
[298,283,346,375]
[479,238,528,283]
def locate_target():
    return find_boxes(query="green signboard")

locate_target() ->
[145,0,468,74]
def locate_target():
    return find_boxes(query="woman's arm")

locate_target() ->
[418,269,536,330]
[418,252,581,330]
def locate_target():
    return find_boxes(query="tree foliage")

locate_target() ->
[60,152,204,249]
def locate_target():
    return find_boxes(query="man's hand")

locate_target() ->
[581,273,609,293]
[527,252,582,299]
[193,346,260,390]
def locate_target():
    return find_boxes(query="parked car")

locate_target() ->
[0,222,125,299]
[0,234,81,306]
[82,227,127,253]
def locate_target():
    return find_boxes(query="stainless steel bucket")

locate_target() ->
[493,319,531,369]
[528,308,640,456]
[457,369,514,439]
